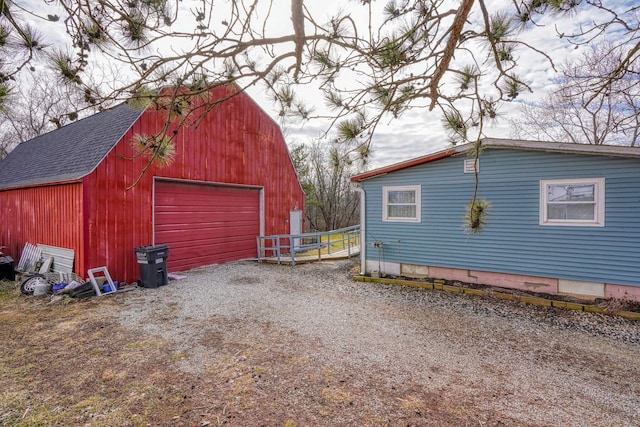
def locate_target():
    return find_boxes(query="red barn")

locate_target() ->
[0,85,304,282]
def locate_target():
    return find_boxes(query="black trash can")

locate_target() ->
[134,245,169,288]
[0,256,15,281]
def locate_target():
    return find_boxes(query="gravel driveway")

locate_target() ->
[117,259,640,426]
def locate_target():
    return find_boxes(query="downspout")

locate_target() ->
[353,182,366,275]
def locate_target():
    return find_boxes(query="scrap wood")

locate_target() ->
[16,242,41,273]
[39,257,53,273]
[38,244,74,273]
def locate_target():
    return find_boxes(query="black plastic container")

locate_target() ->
[0,256,15,281]
[134,245,169,288]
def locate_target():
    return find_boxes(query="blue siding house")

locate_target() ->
[351,139,640,302]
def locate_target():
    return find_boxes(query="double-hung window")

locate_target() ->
[383,185,421,222]
[539,178,605,226]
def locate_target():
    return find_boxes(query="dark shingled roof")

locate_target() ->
[0,103,144,190]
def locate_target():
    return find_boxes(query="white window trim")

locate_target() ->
[539,178,605,227]
[383,185,421,222]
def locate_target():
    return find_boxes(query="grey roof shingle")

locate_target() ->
[0,103,144,189]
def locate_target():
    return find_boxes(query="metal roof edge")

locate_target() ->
[351,138,640,182]
[350,144,470,182]
[482,138,640,157]
[0,178,83,192]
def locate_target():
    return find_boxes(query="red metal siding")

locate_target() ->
[0,183,84,273]
[154,180,260,271]
[83,85,304,282]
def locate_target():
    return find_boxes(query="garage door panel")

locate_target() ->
[154,181,260,272]
[155,204,259,215]
[155,218,259,233]
[156,212,259,222]
[165,242,257,263]
[156,230,257,244]
[165,238,257,252]
[156,202,258,211]
[168,239,257,256]
[155,219,257,230]
[155,207,259,218]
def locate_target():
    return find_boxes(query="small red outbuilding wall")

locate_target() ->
[0,85,304,282]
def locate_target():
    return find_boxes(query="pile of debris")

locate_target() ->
[13,242,129,299]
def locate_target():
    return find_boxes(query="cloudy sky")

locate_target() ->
[240,0,625,169]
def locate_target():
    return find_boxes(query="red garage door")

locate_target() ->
[154,180,261,272]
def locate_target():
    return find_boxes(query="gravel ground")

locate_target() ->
[117,259,640,426]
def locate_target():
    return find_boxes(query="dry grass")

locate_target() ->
[0,281,209,426]
[320,387,353,405]
[397,394,425,412]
